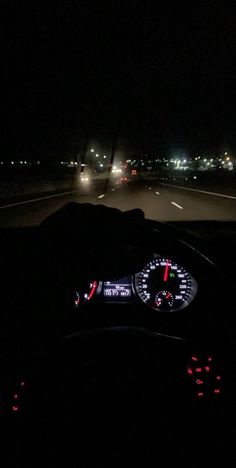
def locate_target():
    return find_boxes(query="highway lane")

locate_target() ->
[0,181,236,228]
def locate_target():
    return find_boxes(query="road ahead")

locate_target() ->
[0,180,236,228]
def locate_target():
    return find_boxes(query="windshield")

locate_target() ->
[1,2,235,227]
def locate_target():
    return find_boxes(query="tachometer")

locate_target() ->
[134,257,197,312]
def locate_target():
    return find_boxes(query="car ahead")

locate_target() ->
[131,168,138,177]
[3,205,235,467]
[116,175,129,185]
[80,171,90,183]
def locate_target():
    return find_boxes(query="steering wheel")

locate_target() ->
[17,220,234,467]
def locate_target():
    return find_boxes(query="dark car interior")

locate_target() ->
[3,215,235,467]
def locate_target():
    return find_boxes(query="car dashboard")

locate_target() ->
[5,221,236,412]
[74,255,197,314]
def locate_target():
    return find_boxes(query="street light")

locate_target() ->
[91,148,94,153]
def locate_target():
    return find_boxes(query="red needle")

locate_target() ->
[166,292,171,299]
[163,262,169,282]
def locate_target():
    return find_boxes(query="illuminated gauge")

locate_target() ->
[155,291,174,310]
[134,257,197,312]
[74,281,97,307]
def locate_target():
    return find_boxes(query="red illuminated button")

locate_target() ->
[12,405,19,411]
[197,392,204,397]
[196,368,202,373]
[196,379,203,385]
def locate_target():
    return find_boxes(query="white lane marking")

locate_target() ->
[98,194,105,199]
[111,188,115,192]
[0,189,81,210]
[161,184,236,200]
[155,191,160,195]
[171,201,184,210]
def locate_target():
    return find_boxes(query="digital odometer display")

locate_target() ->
[103,277,132,298]
[134,257,197,312]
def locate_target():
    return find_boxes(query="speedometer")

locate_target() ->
[134,257,197,312]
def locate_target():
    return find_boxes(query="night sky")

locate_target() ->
[2,1,236,160]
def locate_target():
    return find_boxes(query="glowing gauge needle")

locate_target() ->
[166,292,171,299]
[163,261,169,282]
[87,281,97,300]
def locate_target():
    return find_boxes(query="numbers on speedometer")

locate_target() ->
[134,257,197,312]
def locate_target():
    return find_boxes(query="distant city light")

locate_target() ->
[96,153,99,157]
[100,163,104,167]
[225,152,228,155]
[103,155,107,159]
[91,149,94,152]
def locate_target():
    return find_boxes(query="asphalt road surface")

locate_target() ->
[0,180,236,228]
